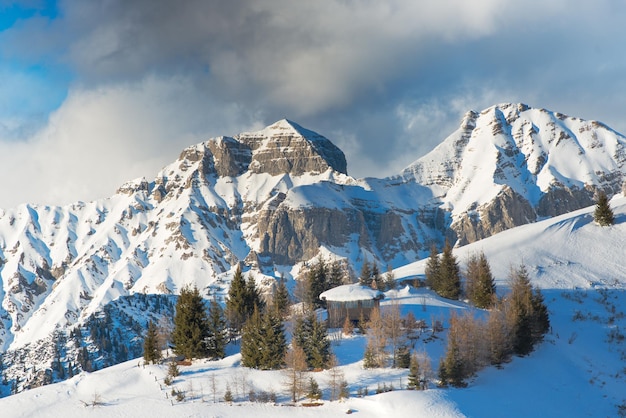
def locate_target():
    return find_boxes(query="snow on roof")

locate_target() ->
[319,284,383,302]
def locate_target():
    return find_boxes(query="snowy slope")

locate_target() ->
[1,105,626,399]
[398,103,626,244]
[3,193,626,416]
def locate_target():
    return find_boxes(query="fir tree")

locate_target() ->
[425,245,440,291]
[272,275,291,318]
[308,314,331,369]
[306,257,328,309]
[438,240,461,300]
[507,265,550,356]
[465,252,496,308]
[407,353,421,390]
[531,288,551,343]
[241,308,286,370]
[359,260,372,287]
[307,377,322,401]
[261,310,287,370]
[293,313,331,369]
[172,285,210,359]
[226,265,249,333]
[143,320,161,364]
[240,306,264,368]
[442,330,467,388]
[594,191,615,226]
[206,297,227,360]
[245,274,265,313]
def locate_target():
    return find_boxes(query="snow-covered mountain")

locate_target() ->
[1,104,625,394]
[399,103,626,244]
[3,195,626,417]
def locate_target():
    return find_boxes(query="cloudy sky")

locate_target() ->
[1,0,625,208]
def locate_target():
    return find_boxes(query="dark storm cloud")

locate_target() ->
[1,0,626,207]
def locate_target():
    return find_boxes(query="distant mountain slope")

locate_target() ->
[399,103,626,244]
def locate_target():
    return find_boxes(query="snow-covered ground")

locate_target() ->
[2,196,626,417]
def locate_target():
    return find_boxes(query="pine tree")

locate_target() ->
[359,260,372,287]
[206,297,227,360]
[307,377,322,401]
[425,245,440,291]
[465,252,496,308]
[327,259,345,289]
[442,329,467,388]
[508,265,535,356]
[531,287,550,343]
[272,275,290,318]
[226,265,249,333]
[407,353,421,390]
[261,310,287,370]
[172,285,210,359]
[438,240,461,300]
[308,314,331,369]
[143,320,161,364]
[437,358,448,388]
[293,313,331,369]
[306,257,327,309]
[594,191,615,226]
[245,274,265,313]
[240,306,264,368]
[241,307,286,370]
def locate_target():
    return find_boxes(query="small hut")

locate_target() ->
[319,284,384,328]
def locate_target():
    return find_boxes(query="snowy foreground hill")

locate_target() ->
[2,196,625,417]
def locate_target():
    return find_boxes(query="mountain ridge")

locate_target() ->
[1,103,626,394]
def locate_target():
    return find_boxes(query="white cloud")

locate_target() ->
[0,76,261,208]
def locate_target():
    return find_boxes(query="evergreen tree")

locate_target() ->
[245,274,265,313]
[143,320,161,364]
[226,265,249,333]
[465,252,496,308]
[438,240,461,300]
[306,257,327,309]
[407,353,421,390]
[437,358,448,388]
[293,313,331,369]
[327,259,345,289]
[594,191,615,226]
[359,260,372,287]
[241,307,286,370]
[206,297,227,360]
[425,245,440,291]
[261,310,287,370]
[531,288,551,344]
[240,306,264,368]
[272,275,291,318]
[507,265,550,356]
[442,330,467,388]
[307,377,322,401]
[308,314,331,369]
[172,285,210,359]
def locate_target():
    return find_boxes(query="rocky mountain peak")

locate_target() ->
[236,120,348,176]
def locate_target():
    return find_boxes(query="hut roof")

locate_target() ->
[319,284,384,302]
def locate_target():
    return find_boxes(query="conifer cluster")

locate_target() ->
[425,240,461,300]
